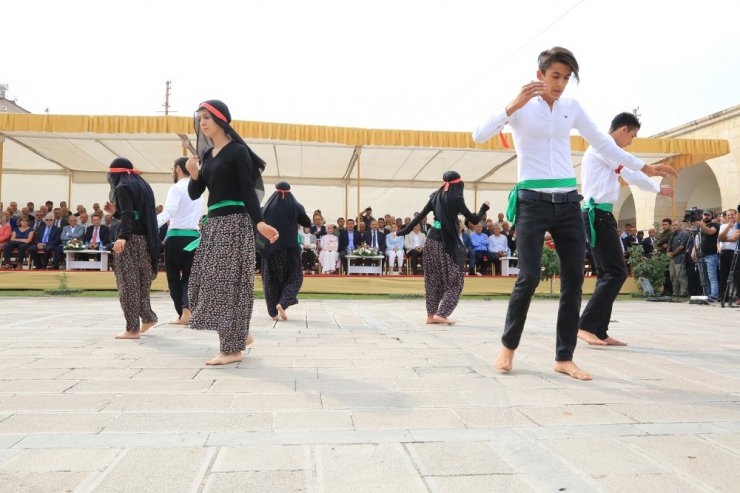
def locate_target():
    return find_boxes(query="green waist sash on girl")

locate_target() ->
[183,200,245,251]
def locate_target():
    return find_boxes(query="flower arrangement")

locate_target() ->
[64,239,85,251]
[351,243,378,256]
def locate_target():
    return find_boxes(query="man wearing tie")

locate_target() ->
[641,228,656,256]
[51,208,69,229]
[29,214,63,269]
[363,220,386,254]
[338,218,359,272]
[84,214,111,251]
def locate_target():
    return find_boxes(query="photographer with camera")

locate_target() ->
[690,209,720,301]
[718,208,739,303]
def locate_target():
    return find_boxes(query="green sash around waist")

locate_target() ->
[582,198,613,248]
[432,220,442,229]
[166,228,200,239]
[183,200,245,251]
[505,178,578,225]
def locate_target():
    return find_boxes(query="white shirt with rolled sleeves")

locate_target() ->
[472,97,645,193]
[157,177,203,230]
[581,146,660,205]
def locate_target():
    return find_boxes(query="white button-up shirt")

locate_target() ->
[581,146,659,205]
[473,97,645,192]
[157,177,203,230]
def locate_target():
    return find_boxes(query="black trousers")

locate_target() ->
[719,248,739,301]
[579,210,627,339]
[164,236,195,317]
[502,198,585,361]
[408,248,423,273]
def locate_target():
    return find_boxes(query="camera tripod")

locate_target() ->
[720,238,739,308]
[688,227,712,303]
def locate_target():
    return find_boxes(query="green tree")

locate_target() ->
[626,245,670,295]
[540,247,560,294]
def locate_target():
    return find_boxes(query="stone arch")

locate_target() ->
[615,188,636,228]
[658,162,722,221]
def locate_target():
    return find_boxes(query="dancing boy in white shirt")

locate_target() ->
[578,112,673,347]
[473,47,677,380]
[157,157,204,325]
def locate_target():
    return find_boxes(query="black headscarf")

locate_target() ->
[431,170,466,266]
[194,99,266,201]
[107,157,160,274]
[258,182,309,259]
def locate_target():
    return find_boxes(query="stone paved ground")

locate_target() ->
[0,294,738,492]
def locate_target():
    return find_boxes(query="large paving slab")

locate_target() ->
[0,293,737,492]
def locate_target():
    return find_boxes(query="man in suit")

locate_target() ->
[51,208,69,229]
[621,225,639,255]
[104,214,119,240]
[29,214,63,269]
[310,214,326,238]
[60,214,85,244]
[84,214,111,251]
[641,228,656,256]
[363,220,386,254]
[338,218,361,272]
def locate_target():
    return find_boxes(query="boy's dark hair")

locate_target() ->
[662,218,672,225]
[537,47,579,82]
[609,112,641,133]
[174,157,190,176]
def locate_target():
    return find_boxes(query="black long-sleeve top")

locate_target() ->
[113,187,145,240]
[398,197,488,239]
[188,141,264,224]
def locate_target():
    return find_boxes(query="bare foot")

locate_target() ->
[554,361,592,381]
[246,334,254,346]
[180,308,191,324]
[114,331,140,340]
[577,329,607,346]
[433,314,456,325]
[205,352,243,365]
[276,304,287,320]
[140,321,157,333]
[603,336,627,346]
[167,316,184,324]
[495,347,515,372]
[426,315,439,324]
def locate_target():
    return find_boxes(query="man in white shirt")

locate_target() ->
[473,47,677,380]
[404,224,426,275]
[718,208,739,303]
[157,157,203,324]
[578,112,673,348]
[486,225,510,275]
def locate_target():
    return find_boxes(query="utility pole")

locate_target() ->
[161,80,172,116]
[632,107,641,120]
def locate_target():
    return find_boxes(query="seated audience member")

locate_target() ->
[31,210,45,235]
[104,214,119,240]
[29,214,63,270]
[362,220,386,254]
[78,212,91,230]
[468,223,491,275]
[51,208,68,229]
[338,218,360,272]
[404,223,426,275]
[59,214,85,253]
[3,217,35,269]
[357,221,367,234]
[642,228,656,256]
[484,219,495,236]
[310,214,326,238]
[460,220,472,253]
[26,201,35,214]
[336,217,346,232]
[318,224,340,274]
[494,212,506,229]
[385,223,405,274]
[487,224,510,275]
[361,207,375,229]
[74,205,85,217]
[419,215,431,235]
[395,217,403,229]
[84,214,111,251]
[44,200,54,211]
[298,226,317,272]
[0,210,12,250]
[377,217,388,234]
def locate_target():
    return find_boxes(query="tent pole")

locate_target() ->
[474,186,478,210]
[344,181,348,222]
[671,175,676,219]
[67,172,72,206]
[0,135,4,204]
[356,154,361,225]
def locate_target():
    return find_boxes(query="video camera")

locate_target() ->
[683,207,703,223]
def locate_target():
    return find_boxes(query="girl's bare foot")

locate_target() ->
[426,315,438,324]
[495,347,515,372]
[432,314,456,325]
[205,352,243,365]
[246,334,254,346]
[115,331,140,340]
[553,361,592,381]
[577,329,607,346]
[603,336,627,346]
[180,308,191,324]
[140,321,157,333]
[167,317,183,324]
[276,304,287,320]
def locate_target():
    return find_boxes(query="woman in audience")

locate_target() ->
[319,224,340,274]
[298,226,318,272]
[186,100,278,365]
[2,217,35,269]
[259,182,311,321]
[385,223,405,274]
[0,210,12,251]
[398,171,489,324]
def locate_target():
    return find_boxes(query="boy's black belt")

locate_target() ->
[518,189,582,204]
